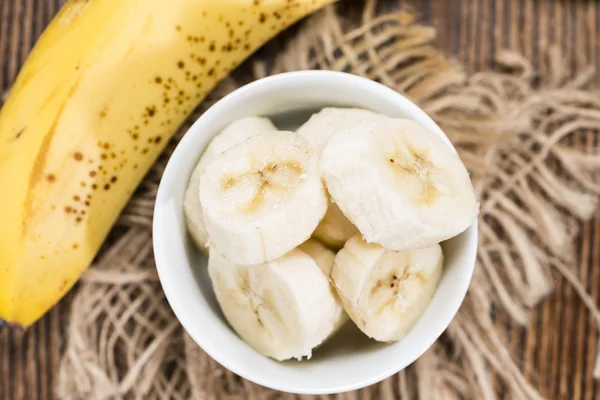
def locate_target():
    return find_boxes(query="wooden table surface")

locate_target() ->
[1,1,599,399]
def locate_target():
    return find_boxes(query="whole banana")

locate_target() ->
[0,0,334,328]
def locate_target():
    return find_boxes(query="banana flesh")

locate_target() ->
[208,243,344,361]
[297,107,387,249]
[298,238,349,330]
[297,107,387,152]
[331,234,443,342]
[184,116,277,253]
[320,118,479,251]
[199,131,328,265]
[311,203,357,250]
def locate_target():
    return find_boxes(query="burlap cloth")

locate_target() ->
[54,1,600,399]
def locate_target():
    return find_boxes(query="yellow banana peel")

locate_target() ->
[0,0,334,328]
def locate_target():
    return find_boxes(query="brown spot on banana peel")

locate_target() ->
[99,107,108,119]
[14,127,25,140]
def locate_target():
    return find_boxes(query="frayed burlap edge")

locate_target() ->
[57,1,600,399]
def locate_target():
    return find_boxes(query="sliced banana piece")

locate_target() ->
[183,117,277,253]
[297,107,387,152]
[298,108,384,249]
[331,234,443,342]
[200,131,328,265]
[209,247,343,361]
[298,238,335,275]
[298,238,349,332]
[312,203,358,250]
[320,118,478,251]
[200,117,278,167]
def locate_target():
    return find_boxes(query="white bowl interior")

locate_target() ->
[153,71,478,395]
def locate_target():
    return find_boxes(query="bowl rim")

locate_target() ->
[153,70,478,395]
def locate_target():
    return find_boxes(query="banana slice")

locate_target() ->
[298,238,349,331]
[298,108,385,249]
[297,107,387,152]
[200,131,328,265]
[312,203,358,250]
[320,118,478,251]
[298,238,335,275]
[331,234,443,342]
[209,246,343,361]
[183,117,277,253]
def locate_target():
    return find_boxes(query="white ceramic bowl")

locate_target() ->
[153,71,478,395]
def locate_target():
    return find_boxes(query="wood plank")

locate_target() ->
[0,0,11,95]
[536,0,553,394]
[583,4,599,399]
[568,3,587,399]
[37,314,49,400]
[49,305,61,400]
[585,5,600,384]
[0,330,8,400]
[522,0,540,385]
[556,1,575,396]
[506,1,525,395]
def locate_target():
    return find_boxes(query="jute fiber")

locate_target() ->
[56,1,600,398]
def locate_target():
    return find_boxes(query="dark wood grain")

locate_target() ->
[1,0,599,399]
